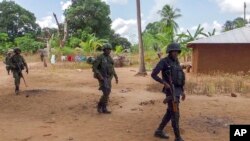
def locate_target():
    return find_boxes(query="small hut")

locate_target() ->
[188,26,250,73]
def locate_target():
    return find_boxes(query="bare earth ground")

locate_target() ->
[0,61,250,141]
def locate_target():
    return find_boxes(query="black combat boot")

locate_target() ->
[154,130,170,139]
[97,102,103,113]
[102,105,111,114]
[175,137,184,141]
[15,86,20,95]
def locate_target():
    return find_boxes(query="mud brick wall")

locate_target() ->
[190,44,250,73]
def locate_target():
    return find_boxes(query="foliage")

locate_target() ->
[0,0,40,40]
[79,34,108,53]
[69,37,82,48]
[158,5,182,41]
[144,21,163,36]
[15,34,44,53]
[65,0,112,39]
[223,17,247,32]
[61,46,75,55]
[110,33,131,49]
[115,45,123,54]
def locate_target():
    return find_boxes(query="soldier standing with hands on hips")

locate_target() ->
[93,43,118,114]
[151,43,186,141]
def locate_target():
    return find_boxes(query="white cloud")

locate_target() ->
[60,0,72,10]
[215,0,250,13]
[112,17,146,43]
[36,16,57,28]
[102,0,128,5]
[183,20,223,35]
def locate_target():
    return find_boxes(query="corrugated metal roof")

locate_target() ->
[188,26,250,45]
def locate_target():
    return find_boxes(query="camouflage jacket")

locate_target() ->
[93,54,118,79]
[9,54,27,71]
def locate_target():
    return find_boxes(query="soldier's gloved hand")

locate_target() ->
[181,93,186,101]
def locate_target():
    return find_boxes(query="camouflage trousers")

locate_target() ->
[99,88,111,106]
[6,66,11,74]
[98,77,112,106]
[158,97,181,138]
[12,70,22,87]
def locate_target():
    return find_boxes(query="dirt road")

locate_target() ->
[0,62,249,141]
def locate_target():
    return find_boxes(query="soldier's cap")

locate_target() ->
[102,43,112,50]
[166,42,181,53]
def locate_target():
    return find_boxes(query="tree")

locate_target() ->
[79,34,107,54]
[223,17,247,32]
[143,21,164,35]
[0,0,40,40]
[136,0,147,75]
[15,34,44,53]
[109,33,131,49]
[233,17,247,28]
[176,24,208,62]
[65,0,112,39]
[158,5,182,41]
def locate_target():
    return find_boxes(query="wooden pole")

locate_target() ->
[136,0,147,75]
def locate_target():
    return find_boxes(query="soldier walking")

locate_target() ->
[9,48,29,95]
[92,43,118,114]
[151,43,186,141]
[4,49,14,75]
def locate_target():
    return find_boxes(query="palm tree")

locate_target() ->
[176,24,208,62]
[158,5,182,41]
[186,24,207,41]
[205,28,216,37]
[136,0,147,75]
[79,34,107,54]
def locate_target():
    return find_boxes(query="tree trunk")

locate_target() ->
[136,0,147,76]
[62,18,68,47]
[53,13,68,48]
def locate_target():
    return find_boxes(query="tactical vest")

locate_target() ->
[164,58,185,87]
[93,55,114,79]
[11,55,25,70]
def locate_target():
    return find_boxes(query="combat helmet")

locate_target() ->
[102,43,112,50]
[14,47,21,53]
[166,43,181,53]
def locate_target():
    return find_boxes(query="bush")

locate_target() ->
[15,34,44,53]
[69,37,81,48]
[115,45,123,54]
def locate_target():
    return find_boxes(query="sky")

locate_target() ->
[1,0,250,42]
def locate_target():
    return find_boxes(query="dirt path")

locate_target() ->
[0,62,249,141]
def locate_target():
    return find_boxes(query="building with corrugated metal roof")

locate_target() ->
[187,26,250,73]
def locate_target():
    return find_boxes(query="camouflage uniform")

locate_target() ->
[9,48,28,94]
[4,51,13,74]
[151,43,185,141]
[93,44,118,114]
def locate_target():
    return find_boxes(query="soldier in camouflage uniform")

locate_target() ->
[151,43,186,141]
[9,48,29,95]
[93,43,118,114]
[4,49,14,75]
